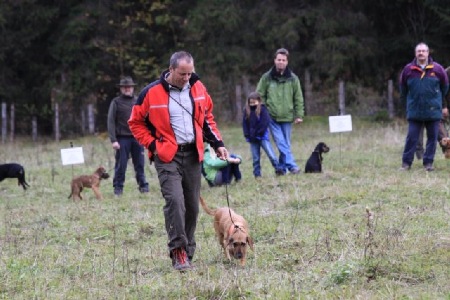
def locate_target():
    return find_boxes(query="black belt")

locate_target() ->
[177,143,196,152]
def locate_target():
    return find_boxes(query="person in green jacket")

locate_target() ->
[256,48,304,175]
[202,145,242,187]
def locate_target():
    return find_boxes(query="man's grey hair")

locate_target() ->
[170,51,194,68]
[415,42,429,52]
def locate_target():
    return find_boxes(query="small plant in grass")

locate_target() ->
[328,261,358,285]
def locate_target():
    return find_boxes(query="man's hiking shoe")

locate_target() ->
[114,188,123,196]
[139,186,149,193]
[171,248,191,271]
[289,168,300,174]
[400,164,410,171]
[424,164,434,172]
[275,169,286,176]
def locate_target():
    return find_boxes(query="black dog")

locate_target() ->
[0,163,30,190]
[304,142,330,173]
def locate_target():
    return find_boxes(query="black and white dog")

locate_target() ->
[0,163,30,190]
[304,142,330,173]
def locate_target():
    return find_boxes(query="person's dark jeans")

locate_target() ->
[214,154,242,185]
[269,119,299,172]
[113,136,148,191]
[416,119,449,157]
[250,140,280,177]
[403,120,439,166]
[218,166,241,184]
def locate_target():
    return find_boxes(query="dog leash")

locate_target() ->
[224,161,241,232]
[167,91,238,226]
[224,174,247,250]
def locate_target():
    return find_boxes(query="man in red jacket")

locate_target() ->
[128,51,228,271]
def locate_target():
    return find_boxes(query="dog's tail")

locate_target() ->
[199,196,217,216]
[68,181,74,199]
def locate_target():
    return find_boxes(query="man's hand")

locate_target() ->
[294,117,303,124]
[227,157,241,164]
[112,141,120,150]
[216,147,228,160]
[443,107,449,118]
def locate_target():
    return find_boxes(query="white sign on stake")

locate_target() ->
[329,115,352,133]
[61,147,85,165]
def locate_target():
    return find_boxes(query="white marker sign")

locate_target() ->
[329,115,352,133]
[61,147,85,165]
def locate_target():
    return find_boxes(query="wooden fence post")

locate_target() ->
[1,102,6,144]
[54,102,60,142]
[81,107,86,135]
[338,80,345,115]
[88,104,95,134]
[235,84,242,123]
[387,79,395,119]
[10,104,14,142]
[304,69,312,115]
[32,116,38,142]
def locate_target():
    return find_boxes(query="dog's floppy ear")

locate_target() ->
[96,166,106,174]
[247,236,254,251]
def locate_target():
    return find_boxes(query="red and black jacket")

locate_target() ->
[128,70,224,163]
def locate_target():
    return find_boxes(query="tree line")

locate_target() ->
[0,0,449,138]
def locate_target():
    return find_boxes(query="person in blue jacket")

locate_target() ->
[400,42,449,171]
[243,91,283,177]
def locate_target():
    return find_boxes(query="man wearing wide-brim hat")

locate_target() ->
[116,76,137,87]
[107,76,149,196]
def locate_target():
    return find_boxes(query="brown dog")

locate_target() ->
[199,196,254,266]
[68,166,110,201]
[440,137,450,159]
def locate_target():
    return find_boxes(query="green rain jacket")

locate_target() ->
[256,66,304,122]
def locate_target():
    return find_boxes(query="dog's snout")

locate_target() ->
[321,143,330,152]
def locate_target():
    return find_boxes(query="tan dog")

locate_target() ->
[440,137,450,159]
[200,196,254,266]
[68,166,110,201]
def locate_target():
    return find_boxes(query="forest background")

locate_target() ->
[1,0,450,137]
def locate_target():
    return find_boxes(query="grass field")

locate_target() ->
[1,117,449,299]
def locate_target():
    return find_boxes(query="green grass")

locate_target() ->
[1,117,449,299]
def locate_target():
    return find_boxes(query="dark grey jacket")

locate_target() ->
[107,94,136,142]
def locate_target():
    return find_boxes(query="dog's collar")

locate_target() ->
[228,223,245,236]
